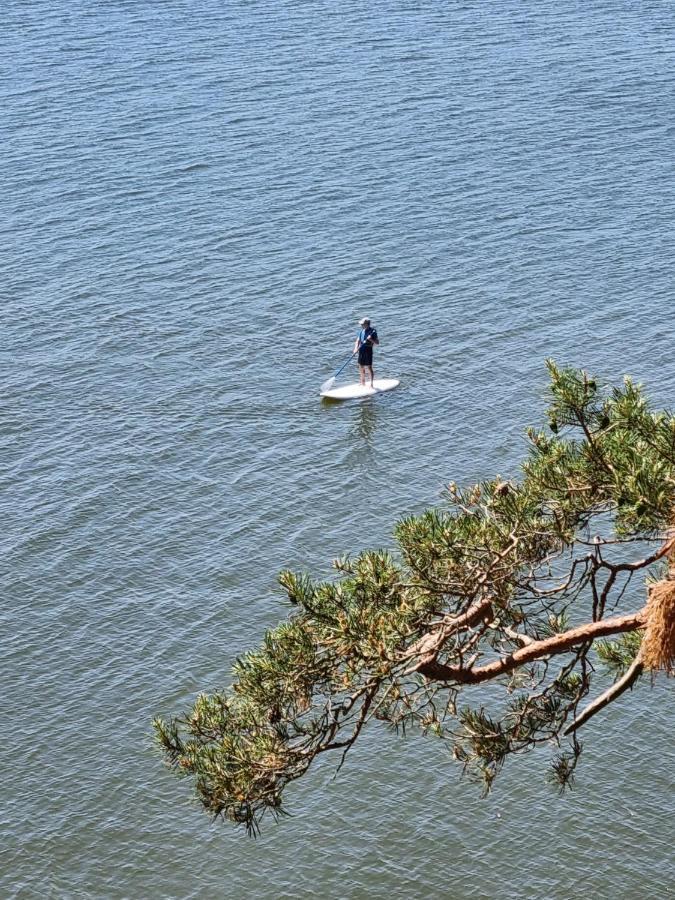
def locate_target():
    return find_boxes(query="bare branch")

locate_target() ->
[598,533,674,573]
[563,656,644,735]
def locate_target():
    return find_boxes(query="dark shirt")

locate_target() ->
[358,326,378,347]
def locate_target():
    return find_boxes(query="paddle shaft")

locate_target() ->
[333,349,358,379]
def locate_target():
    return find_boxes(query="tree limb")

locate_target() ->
[563,655,644,735]
[403,597,494,672]
[599,533,674,573]
[414,609,647,684]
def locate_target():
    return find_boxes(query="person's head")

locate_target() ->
[359,317,371,327]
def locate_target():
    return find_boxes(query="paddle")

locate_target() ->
[321,350,358,393]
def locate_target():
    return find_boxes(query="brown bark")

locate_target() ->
[641,540,675,673]
[404,597,494,672]
[564,655,644,735]
[415,608,647,684]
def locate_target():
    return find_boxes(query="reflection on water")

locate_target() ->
[350,397,379,447]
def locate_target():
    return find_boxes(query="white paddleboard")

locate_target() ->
[320,378,400,400]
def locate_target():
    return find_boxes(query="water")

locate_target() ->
[2,2,674,897]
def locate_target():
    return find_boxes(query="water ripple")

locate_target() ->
[2,1,675,897]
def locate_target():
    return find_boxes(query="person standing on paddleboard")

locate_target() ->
[354,317,379,387]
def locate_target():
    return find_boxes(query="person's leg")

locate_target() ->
[367,365,374,387]
[359,364,365,385]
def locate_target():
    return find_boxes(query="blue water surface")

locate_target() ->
[2,2,674,897]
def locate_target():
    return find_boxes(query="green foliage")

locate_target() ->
[548,747,582,792]
[596,631,643,679]
[154,363,675,834]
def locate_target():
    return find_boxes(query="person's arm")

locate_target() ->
[370,330,379,346]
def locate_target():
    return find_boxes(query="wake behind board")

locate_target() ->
[320,378,400,400]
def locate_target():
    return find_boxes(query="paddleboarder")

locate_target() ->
[354,317,379,387]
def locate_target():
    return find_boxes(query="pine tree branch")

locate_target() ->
[403,597,494,673]
[563,655,644,736]
[598,533,674,573]
[501,624,535,646]
[403,535,521,669]
[414,609,647,684]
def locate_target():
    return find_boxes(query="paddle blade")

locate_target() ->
[320,376,336,392]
